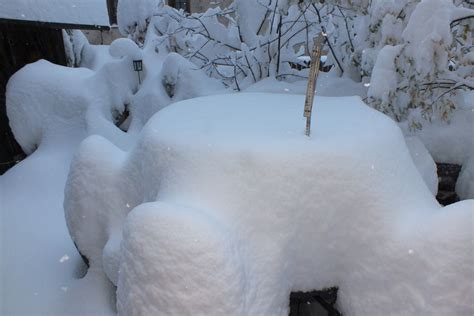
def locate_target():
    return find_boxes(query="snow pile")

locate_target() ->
[6,39,143,154]
[65,93,473,315]
[127,52,226,132]
[0,0,110,27]
[404,136,438,196]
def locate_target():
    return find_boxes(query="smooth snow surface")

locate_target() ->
[6,55,138,154]
[405,136,438,196]
[0,0,110,27]
[0,130,115,315]
[65,93,473,315]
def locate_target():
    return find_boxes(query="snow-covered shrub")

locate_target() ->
[65,93,473,315]
[6,40,143,154]
[63,30,89,67]
[117,0,164,44]
[367,0,474,127]
[304,0,473,128]
[118,0,324,90]
[126,51,226,132]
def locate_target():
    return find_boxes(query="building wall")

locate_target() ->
[82,27,122,45]
[166,0,233,13]
[190,0,233,13]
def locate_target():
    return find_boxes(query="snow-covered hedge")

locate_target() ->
[65,93,473,315]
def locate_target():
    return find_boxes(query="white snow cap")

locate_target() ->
[0,0,110,27]
[65,93,473,315]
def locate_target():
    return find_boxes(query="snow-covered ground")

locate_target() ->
[0,129,115,315]
[1,17,472,313]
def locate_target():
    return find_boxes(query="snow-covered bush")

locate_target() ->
[65,93,473,315]
[117,0,164,44]
[117,0,473,128]
[302,0,473,128]
[127,52,225,132]
[118,0,325,90]
[367,0,474,127]
[63,30,89,67]
[6,39,143,154]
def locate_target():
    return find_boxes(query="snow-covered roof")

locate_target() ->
[0,0,110,29]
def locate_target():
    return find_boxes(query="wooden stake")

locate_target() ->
[304,33,324,137]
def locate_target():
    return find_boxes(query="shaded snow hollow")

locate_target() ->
[65,93,473,315]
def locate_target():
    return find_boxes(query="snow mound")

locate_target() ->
[127,52,226,132]
[6,53,139,154]
[64,93,473,315]
[405,136,438,196]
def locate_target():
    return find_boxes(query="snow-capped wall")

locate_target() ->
[0,0,110,27]
[64,93,473,315]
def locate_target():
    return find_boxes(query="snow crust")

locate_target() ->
[64,93,473,315]
[0,0,110,27]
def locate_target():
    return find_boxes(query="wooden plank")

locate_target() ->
[0,18,110,30]
[303,33,324,137]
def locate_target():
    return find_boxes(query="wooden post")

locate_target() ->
[303,33,324,137]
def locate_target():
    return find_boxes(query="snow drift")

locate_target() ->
[6,49,138,154]
[64,93,473,315]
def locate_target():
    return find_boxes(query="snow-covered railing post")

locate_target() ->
[303,33,324,137]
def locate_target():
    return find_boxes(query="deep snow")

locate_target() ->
[1,19,472,313]
[0,129,115,315]
[64,93,473,315]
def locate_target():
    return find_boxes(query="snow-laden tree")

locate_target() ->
[117,0,473,125]
[313,0,474,127]
[119,0,327,90]
[367,0,474,128]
